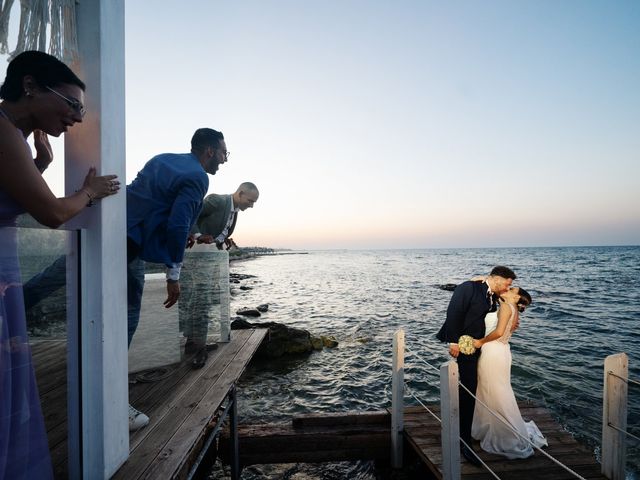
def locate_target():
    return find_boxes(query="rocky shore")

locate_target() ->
[229,272,339,358]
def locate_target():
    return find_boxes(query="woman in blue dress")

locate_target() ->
[0,51,120,479]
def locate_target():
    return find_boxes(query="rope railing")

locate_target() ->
[605,366,639,447]
[400,341,589,480]
[607,423,640,443]
[404,384,441,425]
[404,384,503,480]
[456,377,588,480]
[403,371,587,480]
[608,370,640,388]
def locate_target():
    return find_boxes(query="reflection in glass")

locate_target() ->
[1,222,75,479]
[128,247,230,374]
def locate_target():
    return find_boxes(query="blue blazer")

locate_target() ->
[127,152,209,266]
[436,280,492,343]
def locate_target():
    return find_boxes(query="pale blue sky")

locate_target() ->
[3,1,640,249]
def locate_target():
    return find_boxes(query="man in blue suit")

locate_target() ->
[126,128,228,430]
[436,265,516,465]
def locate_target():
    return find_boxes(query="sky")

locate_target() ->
[2,1,639,249]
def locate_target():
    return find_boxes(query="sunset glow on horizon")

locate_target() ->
[2,1,639,250]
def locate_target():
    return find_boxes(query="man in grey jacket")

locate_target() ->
[181,182,259,368]
[192,182,259,249]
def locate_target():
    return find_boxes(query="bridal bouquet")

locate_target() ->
[458,335,476,355]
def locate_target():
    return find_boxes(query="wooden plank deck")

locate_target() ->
[32,339,69,477]
[115,328,267,479]
[32,328,268,480]
[404,403,607,480]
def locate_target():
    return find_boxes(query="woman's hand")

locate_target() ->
[33,130,53,172]
[82,167,120,200]
[473,339,483,349]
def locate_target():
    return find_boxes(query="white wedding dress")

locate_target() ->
[471,304,548,459]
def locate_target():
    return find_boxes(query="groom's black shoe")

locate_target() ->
[461,444,482,467]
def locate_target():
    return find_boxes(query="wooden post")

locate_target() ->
[441,361,461,480]
[391,329,405,468]
[230,386,240,480]
[602,353,628,480]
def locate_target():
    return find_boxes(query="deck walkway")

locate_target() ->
[32,328,268,479]
[404,402,607,479]
[216,402,605,479]
[32,339,69,477]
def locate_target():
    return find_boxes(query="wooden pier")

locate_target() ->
[32,328,268,479]
[404,402,607,480]
[216,402,606,479]
[219,411,391,466]
[32,339,69,476]
[32,329,626,479]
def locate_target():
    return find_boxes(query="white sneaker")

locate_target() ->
[129,404,149,431]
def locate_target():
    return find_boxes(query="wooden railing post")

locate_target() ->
[391,329,405,468]
[441,360,461,480]
[602,353,628,480]
[230,385,240,480]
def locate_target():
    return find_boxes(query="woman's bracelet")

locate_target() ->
[77,188,95,207]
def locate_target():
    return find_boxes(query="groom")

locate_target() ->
[436,265,516,465]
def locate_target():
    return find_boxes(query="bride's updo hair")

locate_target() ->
[517,288,532,310]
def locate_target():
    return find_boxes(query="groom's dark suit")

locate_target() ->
[437,280,494,445]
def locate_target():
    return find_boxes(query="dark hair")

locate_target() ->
[0,51,85,101]
[517,287,532,307]
[490,265,516,280]
[191,128,224,153]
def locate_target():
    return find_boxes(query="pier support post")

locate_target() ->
[230,385,240,480]
[440,361,461,480]
[602,353,628,480]
[391,329,405,468]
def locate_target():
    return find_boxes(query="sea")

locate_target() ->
[218,246,640,480]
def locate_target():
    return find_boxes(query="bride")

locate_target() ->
[471,286,548,459]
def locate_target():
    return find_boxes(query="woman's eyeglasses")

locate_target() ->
[46,86,86,117]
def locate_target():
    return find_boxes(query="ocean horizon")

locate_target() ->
[264,243,640,252]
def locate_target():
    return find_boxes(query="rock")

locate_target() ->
[310,336,324,350]
[236,307,261,317]
[321,335,338,348]
[256,303,269,312]
[438,283,457,291]
[231,318,255,330]
[230,273,256,281]
[239,285,253,290]
[231,319,327,358]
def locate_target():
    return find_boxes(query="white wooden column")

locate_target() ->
[64,0,128,477]
[602,353,628,480]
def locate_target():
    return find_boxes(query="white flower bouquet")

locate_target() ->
[458,335,476,355]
